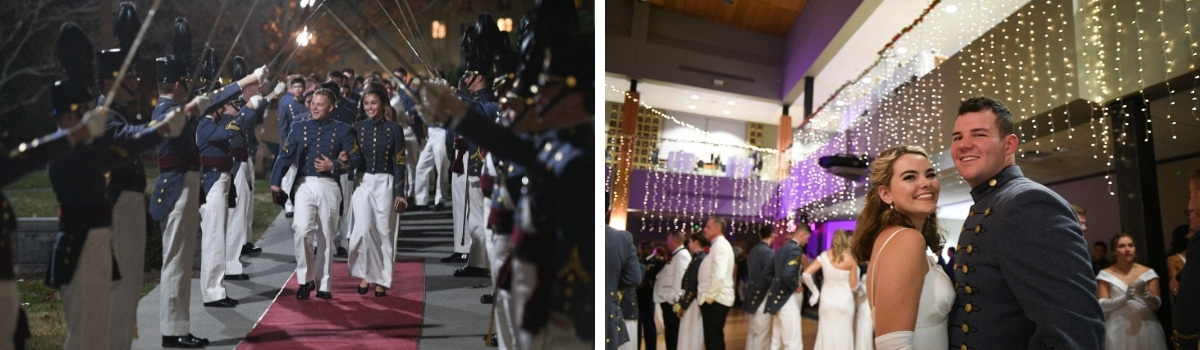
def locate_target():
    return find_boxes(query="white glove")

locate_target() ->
[253,65,269,84]
[802,272,820,306]
[417,79,467,126]
[81,107,110,139]
[1098,287,1130,313]
[193,94,213,115]
[162,108,186,138]
[247,95,265,110]
[875,331,914,350]
[272,82,285,97]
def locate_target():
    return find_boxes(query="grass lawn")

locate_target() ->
[11,167,281,348]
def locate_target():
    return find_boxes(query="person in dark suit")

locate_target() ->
[743,223,775,349]
[947,96,1104,349]
[1173,169,1200,349]
[764,222,811,349]
[606,227,643,350]
[636,241,666,350]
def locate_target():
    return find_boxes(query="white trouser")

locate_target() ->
[450,171,473,255]
[1,280,17,350]
[64,227,112,350]
[771,293,804,350]
[348,173,398,288]
[199,172,230,302]
[413,127,449,206]
[293,176,339,292]
[617,319,638,350]
[402,126,421,198]
[226,161,252,275]
[161,171,199,336]
[281,163,298,213]
[464,175,488,268]
[488,232,516,350]
[747,302,773,350]
[337,173,353,249]
[109,191,145,349]
[512,258,539,350]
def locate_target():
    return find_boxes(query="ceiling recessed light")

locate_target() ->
[688,105,697,110]
[690,95,699,100]
[727,101,735,105]
[945,4,958,13]
[722,110,730,114]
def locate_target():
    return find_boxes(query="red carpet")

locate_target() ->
[239,260,425,349]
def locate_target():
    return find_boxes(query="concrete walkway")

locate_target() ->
[130,208,498,349]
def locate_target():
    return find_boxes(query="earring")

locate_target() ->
[889,203,894,210]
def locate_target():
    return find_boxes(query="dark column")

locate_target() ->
[1107,95,1171,334]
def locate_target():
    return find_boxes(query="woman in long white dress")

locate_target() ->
[803,230,858,350]
[1097,233,1167,350]
[852,261,872,350]
[676,232,709,350]
[850,145,953,349]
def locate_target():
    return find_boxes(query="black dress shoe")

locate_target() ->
[203,297,238,308]
[358,283,369,295]
[162,334,208,348]
[454,266,489,278]
[480,293,494,304]
[224,273,250,281]
[296,281,315,300]
[335,246,348,257]
[374,288,387,297]
[440,253,468,263]
[285,212,294,218]
[241,243,262,256]
[316,291,333,299]
[433,202,446,211]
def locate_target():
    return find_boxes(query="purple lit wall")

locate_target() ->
[775,132,861,220]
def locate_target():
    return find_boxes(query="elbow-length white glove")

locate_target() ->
[875,331,914,350]
[1098,285,1131,313]
[802,272,820,306]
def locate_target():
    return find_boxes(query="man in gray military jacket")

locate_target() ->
[946,96,1104,349]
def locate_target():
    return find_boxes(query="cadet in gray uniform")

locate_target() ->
[947,96,1104,349]
[743,224,775,349]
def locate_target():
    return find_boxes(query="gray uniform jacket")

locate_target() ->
[947,165,1104,349]
[765,239,803,315]
[743,241,774,312]
[605,227,643,350]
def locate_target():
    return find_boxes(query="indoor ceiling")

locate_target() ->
[604,74,784,125]
[645,0,809,37]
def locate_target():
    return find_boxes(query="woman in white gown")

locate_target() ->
[850,145,953,349]
[1097,233,1167,350]
[803,230,858,349]
[676,232,709,350]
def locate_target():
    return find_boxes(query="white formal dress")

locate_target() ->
[1097,269,1168,350]
[869,230,953,349]
[814,251,855,350]
[677,302,703,350]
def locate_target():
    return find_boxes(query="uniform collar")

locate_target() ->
[314,117,333,126]
[970,165,1023,202]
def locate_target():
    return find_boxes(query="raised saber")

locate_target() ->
[376,0,433,76]
[322,5,394,75]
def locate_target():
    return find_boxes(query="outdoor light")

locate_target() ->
[297,26,313,46]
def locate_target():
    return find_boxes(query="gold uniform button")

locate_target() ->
[974,225,981,233]
[965,286,973,294]
[989,179,997,186]
[962,323,970,333]
[961,344,968,350]
[965,303,973,312]
[985,208,993,216]
[967,245,974,253]
[961,265,969,274]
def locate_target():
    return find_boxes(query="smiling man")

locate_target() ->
[945,96,1104,349]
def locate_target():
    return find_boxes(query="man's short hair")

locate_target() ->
[394,67,407,77]
[1071,203,1087,216]
[958,96,1016,138]
[708,216,727,233]
[289,76,306,87]
[667,230,686,244]
[758,223,773,239]
[1094,241,1108,249]
[327,70,344,80]
[313,88,336,103]
[342,68,354,76]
